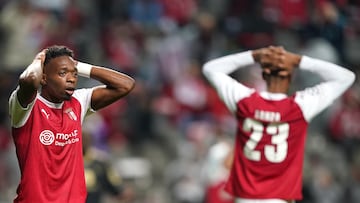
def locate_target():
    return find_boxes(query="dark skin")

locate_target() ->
[252,46,302,94]
[18,50,135,111]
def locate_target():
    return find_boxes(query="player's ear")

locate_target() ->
[262,68,270,80]
[262,71,269,81]
[40,74,47,86]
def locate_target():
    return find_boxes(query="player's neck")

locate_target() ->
[266,78,290,94]
[267,88,288,94]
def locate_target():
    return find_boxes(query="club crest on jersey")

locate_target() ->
[39,130,55,145]
[64,108,77,121]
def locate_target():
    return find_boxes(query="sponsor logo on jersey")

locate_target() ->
[39,130,55,145]
[39,129,80,146]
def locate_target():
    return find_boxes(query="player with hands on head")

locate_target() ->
[202,46,355,203]
[8,45,135,203]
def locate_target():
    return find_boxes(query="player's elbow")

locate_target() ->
[124,77,135,93]
[19,71,41,90]
[341,69,356,88]
[115,77,135,97]
[348,71,356,84]
[202,62,211,74]
[202,62,214,79]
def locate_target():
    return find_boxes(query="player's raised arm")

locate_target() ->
[202,50,256,113]
[298,55,355,97]
[291,50,356,121]
[17,50,45,107]
[76,62,135,111]
[201,46,291,112]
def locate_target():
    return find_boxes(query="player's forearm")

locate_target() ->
[17,52,45,107]
[92,66,135,93]
[202,51,255,76]
[299,56,355,91]
[77,62,135,95]
[19,54,43,90]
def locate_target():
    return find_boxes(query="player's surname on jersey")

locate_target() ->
[254,109,281,122]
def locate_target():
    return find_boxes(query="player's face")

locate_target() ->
[41,56,78,103]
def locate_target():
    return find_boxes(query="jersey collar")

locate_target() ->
[37,93,64,109]
[260,91,287,100]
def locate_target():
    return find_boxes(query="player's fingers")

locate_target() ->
[35,49,46,60]
[259,57,272,67]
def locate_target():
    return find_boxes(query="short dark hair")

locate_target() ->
[44,45,74,66]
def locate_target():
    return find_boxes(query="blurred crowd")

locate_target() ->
[0,0,360,202]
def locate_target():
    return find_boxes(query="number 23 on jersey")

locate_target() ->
[243,118,290,163]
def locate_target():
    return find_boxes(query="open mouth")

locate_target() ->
[65,88,75,95]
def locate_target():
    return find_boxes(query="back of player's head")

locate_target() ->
[261,66,293,94]
[262,68,292,80]
[44,45,74,66]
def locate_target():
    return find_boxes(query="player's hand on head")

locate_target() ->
[32,49,46,70]
[264,46,301,76]
[283,50,301,69]
[272,48,301,76]
[253,46,279,71]
[252,47,272,63]
[34,49,46,61]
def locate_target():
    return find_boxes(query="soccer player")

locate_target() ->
[202,46,355,203]
[8,45,135,203]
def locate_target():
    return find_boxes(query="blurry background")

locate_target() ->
[0,0,360,202]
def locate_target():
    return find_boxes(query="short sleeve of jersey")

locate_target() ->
[9,87,95,128]
[72,88,95,122]
[8,87,36,128]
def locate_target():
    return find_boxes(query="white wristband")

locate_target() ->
[77,62,92,78]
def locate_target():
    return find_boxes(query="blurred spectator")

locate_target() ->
[262,0,309,28]
[83,131,135,203]
[310,166,345,203]
[151,17,191,86]
[165,142,205,203]
[128,0,163,28]
[171,62,212,130]
[160,0,197,25]
[233,1,276,50]
[119,80,155,145]
[29,0,69,15]
[0,0,51,79]
[189,12,227,64]
[300,1,347,62]
[200,123,234,203]
[328,85,360,162]
[101,20,141,74]
[346,160,360,203]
